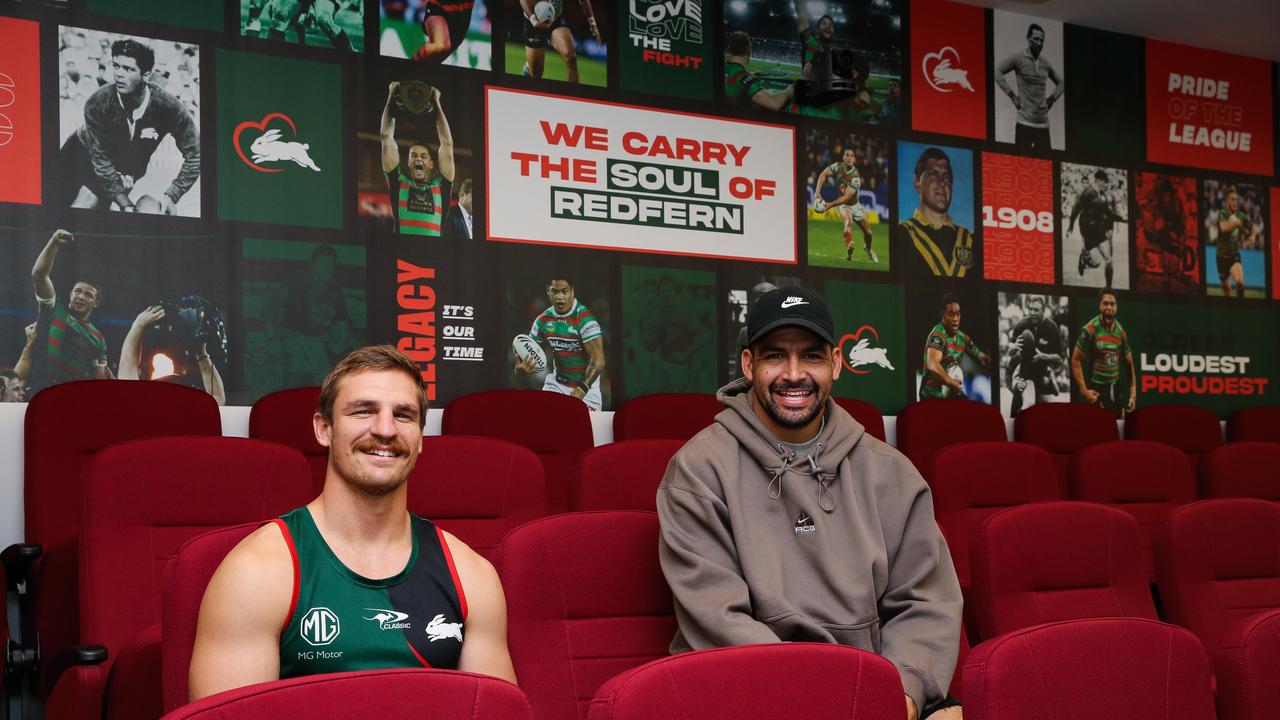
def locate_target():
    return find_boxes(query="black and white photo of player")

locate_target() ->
[56,27,201,216]
[1061,163,1129,289]
[241,0,364,52]
[998,292,1069,418]
[724,274,800,379]
[992,11,1064,151]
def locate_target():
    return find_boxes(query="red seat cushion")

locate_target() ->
[896,400,1007,480]
[572,439,684,512]
[1215,609,1280,720]
[1203,442,1280,502]
[1125,404,1223,475]
[970,502,1156,641]
[443,390,594,514]
[612,393,721,441]
[1014,402,1119,497]
[963,618,1215,720]
[498,512,675,720]
[1070,440,1197,580]
[1155,499,1280,657]
[588,644,905,720]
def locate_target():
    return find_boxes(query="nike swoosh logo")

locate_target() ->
[780,299,808,308]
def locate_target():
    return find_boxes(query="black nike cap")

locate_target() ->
[746,286,836,348]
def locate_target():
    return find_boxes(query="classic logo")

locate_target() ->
[921,46,974,93]
[838,326,894,375]
[780,296,808,308]
[300,607,341,646]
[363,608,411,630]
[425,613,463,643]
[233,112,322,173]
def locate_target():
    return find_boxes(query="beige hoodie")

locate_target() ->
[657,377,962,711]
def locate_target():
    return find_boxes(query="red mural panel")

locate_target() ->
[982,152,1054,283]
[911,0,986,139]
[1135,172,1200,294]
[0,17,40,205]
[1146,39,1273,176]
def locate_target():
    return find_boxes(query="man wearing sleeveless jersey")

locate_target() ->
[27,229,112,393]
[381,81,455,237]
[894,147,975,278]
[1071,288,1135,418]
[1215,186,1255,299]
[190,346,515,699]
[724,32,795,113]
[514,278,606,411]
[813,147,879,264]
[919,293,989,401]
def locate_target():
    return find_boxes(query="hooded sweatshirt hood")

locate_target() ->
[715,376,863,512]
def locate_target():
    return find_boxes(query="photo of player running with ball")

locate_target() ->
[813,147,879,264]
[513,0,603,85]
[805,128,890,272]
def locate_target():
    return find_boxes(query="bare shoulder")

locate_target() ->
[439,529,500,591]
[202,522,295,621]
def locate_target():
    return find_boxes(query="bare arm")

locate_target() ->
[993,55,1018,103]
[189,524,294,701]
[813,167,832,199]
[31,230,73,302]
[578,0,601,43]
[1125,351,1137,412]
[574,337,605,399]
[198,344,226,406]
[417,16,452,61]
[1218,215,1243,233]
[381,82,401,174]
[750,84,794,112]
[433,88,455,182]
[14,324,35,384]
[925,347,961,394]
[119,306,164,381]
[1071,346,1099,403]
[1046,60,1065,103]
[792,0,809,33]
[444,533,516,683]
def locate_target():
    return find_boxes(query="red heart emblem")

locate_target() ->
[837,325,880,375]
[233,112,297,174]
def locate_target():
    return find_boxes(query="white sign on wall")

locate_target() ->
[486,86,796,263]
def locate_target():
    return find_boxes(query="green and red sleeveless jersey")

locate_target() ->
[386,169,449,236]
[276,507,467,677]
[529,299,602,385]
[919,322,983,399]
[1075,314,1129,385]
[826,162,862,195]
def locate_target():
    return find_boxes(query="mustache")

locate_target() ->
[354,438,410,456]
[770,379,817,393]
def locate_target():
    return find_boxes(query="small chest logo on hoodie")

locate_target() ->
[794,511,816,534]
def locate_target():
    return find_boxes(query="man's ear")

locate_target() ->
[740,347,754,382]
[830,345,842,381]
[313,412,333,449]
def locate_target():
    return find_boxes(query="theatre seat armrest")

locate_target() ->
[2,543,42,588]
[42,643,108,697]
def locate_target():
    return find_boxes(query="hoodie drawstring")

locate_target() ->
[769,442,837,512]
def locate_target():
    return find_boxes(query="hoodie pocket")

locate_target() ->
[817,618,881,654]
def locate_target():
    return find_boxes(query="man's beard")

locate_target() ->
[756,378,826,429]
[335,437,417,496]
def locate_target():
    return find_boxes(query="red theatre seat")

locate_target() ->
[159,669,531,720]
[1124,404,1223,475]
[1202,442,1280,501]
[1013,402,1119,497]
[49,438,311,720]
[962,618,1215,720]
[1155,499,1280,658]
[1069,440,1197,581]
[443,390,594,514]
[408,436,547,560]
[895,400,1006,480]
[588,644,906,720]
[498,512,675,720]
[1226,406,1280,443]
[833,397,887,443]
[929,442,1059,593]
[612,393,721,441]
[572,439,684,512]
[1215,609,1280,720]
[248,386,325,492]
[162,524,259,714]
[969,502,1156,641]
[16,380,221,694]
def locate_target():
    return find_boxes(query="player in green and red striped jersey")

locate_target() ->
[919,293,989,400]
[724,32,796,113]
[381,81,455,237]
[1072,288,1136,418]
[813,147,879,264]
[514,278,606,410]
[26,229,111,394]
[1215,186,1255,299]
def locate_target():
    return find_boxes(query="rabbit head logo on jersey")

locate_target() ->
[233,112,322,173]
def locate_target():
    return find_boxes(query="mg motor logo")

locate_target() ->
[300,607,341,646]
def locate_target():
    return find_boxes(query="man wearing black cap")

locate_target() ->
[658,286,963,720]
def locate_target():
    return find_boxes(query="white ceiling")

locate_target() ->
[958,0,1280,62]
